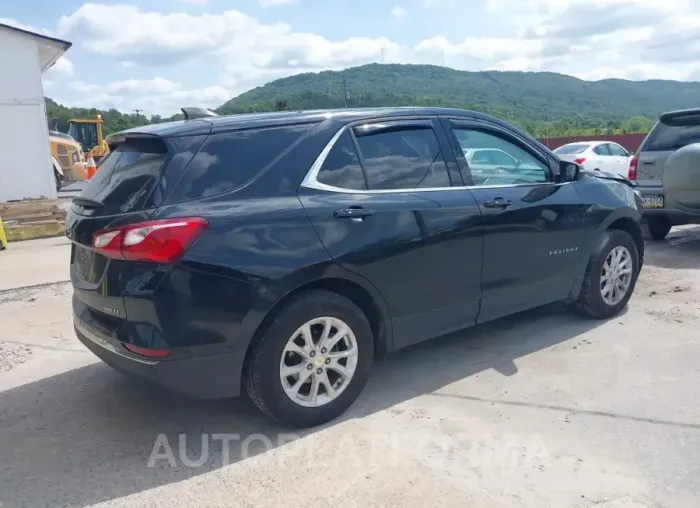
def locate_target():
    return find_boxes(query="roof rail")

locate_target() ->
[181,107,219,120]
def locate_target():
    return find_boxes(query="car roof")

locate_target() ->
[113,107,524,138]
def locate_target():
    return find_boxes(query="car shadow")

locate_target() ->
[644,225,700,270]
[0,303,608,507]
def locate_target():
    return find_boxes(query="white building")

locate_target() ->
[0,23,71,202]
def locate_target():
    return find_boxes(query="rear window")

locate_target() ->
[643,119,700,152]
[554,144,588,155]
[167,124,311,201]
[80,137,167,214]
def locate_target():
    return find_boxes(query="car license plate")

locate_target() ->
[641,195,664,208]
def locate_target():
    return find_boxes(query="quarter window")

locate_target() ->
[316,131,367,190]
[353,127,451,190]
[453,128,549,186]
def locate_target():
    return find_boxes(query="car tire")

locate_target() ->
[55,172,62,192]
[244,290,374,428]
[643,216,671,241]
[575,229,640,319]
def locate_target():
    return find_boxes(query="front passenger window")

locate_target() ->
[453,128,549,186]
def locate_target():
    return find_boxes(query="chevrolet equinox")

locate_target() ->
[68,107,644,427]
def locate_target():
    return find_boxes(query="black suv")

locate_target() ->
[68,107,644,427]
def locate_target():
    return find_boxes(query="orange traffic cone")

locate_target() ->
[86,155,97,180]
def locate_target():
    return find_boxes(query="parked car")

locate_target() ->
[67,107,644,428]
[629,108,700,240]
[553,141,633,176]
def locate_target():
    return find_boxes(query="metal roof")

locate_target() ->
[0,22,72,72]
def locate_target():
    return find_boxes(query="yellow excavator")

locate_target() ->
[67,115,110,163]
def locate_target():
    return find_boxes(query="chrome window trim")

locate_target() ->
[300,123,556,195]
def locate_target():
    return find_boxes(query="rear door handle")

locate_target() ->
[641,160,655,165]
[333,207,373,222]
[483,198,512,209]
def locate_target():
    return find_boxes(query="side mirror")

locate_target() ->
[558,160,580,182]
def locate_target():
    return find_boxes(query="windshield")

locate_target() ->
[68,123,98,153]
[554,144,589,155]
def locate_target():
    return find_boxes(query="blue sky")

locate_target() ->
[3,0,699,116]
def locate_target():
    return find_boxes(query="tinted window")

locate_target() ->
[643,120,700,151]
[317,131,367,190]
[354,127,450,190]
[593,144,611,156]
[80,137,166,214]
[608,144,627,156]
[170,124,311,201]
[554,144,588,155]
[453,128,549,185]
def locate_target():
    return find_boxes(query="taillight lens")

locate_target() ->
[574,157,586,164]
[628,155,638,180]
[92,217,208,264]
[123,343,171,358]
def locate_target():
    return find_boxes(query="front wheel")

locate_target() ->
[575,229,640,319]
[244,290,374,428]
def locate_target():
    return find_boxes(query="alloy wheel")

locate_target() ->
[279,317,358,408]
[600,245,633,305]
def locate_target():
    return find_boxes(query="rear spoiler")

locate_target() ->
[659,108,700,126]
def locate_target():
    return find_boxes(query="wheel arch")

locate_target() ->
[242,274,393,387]
[571,209,644,299]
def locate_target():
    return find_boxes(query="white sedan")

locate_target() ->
[553,141,633,176]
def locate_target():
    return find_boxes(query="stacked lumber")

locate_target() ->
[0,199,66,242]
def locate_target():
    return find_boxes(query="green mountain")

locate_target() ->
[218,63,699,134]
[47,64,700,138]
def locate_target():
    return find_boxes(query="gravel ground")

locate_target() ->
[1,228,700,507]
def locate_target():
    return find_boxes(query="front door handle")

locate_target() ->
[483,198,512,209]
[333,207,373,222]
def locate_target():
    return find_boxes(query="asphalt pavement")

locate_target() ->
[1,228,700,507]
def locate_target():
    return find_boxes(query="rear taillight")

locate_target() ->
[123,343,171,358]
[574,157,586,164]
[92,217,208,264]
[628,155,638,180]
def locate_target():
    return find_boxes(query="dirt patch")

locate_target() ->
[0,342,33,372]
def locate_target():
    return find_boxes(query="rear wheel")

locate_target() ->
[643,216,672,241]
[55,171,62,192]
[575,229,639,319]
[244,290,373,428]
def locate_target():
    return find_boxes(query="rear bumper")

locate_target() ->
[637,187,700,224]
[74,314,244,399]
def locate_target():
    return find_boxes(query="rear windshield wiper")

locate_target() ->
[72,197,104,209]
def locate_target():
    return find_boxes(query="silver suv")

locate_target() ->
[631,108,700,240]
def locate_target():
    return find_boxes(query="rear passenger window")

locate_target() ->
[317,131,367,190]
[169,124,311,201]
[353,127,450,190]
[593,145,611,156]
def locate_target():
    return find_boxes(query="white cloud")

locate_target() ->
[0,17,52,36]
[48,0,700,117]
[259,0,298,8]
[46,56,74,76]
[65,78,230,116]
[391,6,406,18]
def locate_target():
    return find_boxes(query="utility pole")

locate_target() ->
[133,109,143,125]
[441,51,444,66]
[343,79,348,108]
[381,48,385,63]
